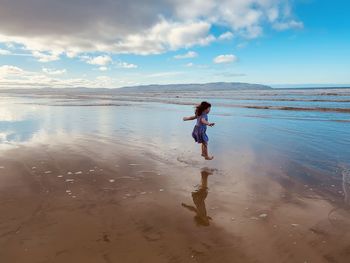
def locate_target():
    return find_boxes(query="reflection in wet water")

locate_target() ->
[1,94,350,206]
[182,168,215,226]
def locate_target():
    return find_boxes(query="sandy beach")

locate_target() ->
[1,0,350,261]
[1,139,349,263]
[0,91,349,262]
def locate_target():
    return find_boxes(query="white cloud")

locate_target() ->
[117,62,138,69]
[146,71,184,78]
[0,0,302,56]
[98,66,108,71]
[32,50,61,62]
[5,42,15,49]
[0,49,11,55]
[267,8,279,22]
[243,26,263,39]
[42,68,66,75]
[0,65,23,76]
[174,51,198,59]
[273,20,304,31]
[110,19,215,55]
[0,65,135,89]
[66,50,79,58]
[214,54,238,64]
[185,62,194,67]
[83,55,112,66]
[218,31,234,41]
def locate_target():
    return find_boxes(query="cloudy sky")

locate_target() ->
[0,0,349,89]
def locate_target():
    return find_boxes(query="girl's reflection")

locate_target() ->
[182,168,214,226]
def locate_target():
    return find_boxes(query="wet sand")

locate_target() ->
[0,142,248,263]
[0,138,350,263]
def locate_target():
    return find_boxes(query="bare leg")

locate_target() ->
[202,143,213,160]
[201,143,206,157]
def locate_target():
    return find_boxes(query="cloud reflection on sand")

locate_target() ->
[0,97,40,121]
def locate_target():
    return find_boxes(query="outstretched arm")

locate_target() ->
[183,115,196,121]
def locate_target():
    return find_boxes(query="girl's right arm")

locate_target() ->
[183,115,196,121]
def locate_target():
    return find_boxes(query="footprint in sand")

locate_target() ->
[137,222,162,242]
[176,156,199,166]
[103,233,111,242]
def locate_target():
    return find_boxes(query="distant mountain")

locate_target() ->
[0,82,271,94]
[118,82,272,92]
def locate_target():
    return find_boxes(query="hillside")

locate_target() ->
[0,82,272,95]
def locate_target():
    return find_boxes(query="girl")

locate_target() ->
[183,101,215,160]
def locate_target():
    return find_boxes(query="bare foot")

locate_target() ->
[204,155,214,160]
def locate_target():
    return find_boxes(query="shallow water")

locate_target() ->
[1,90,350,203]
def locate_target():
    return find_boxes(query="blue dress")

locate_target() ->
[192,113,209,144]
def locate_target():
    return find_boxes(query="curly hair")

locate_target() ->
[195,101,211,116]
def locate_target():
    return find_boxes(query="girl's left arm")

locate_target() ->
[201,117,215,126]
